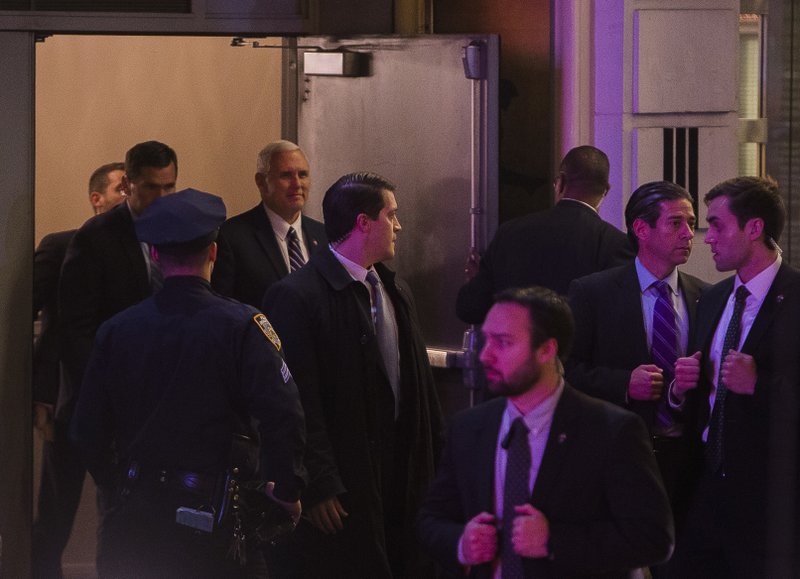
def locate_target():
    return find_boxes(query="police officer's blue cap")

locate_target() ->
[135,188,226,251]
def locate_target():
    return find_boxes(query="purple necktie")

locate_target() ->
[651,281,678,432]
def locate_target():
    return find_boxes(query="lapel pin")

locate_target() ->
[776,294,784,303]
[558,433,567,444]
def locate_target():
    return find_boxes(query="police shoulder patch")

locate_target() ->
[253,313,281,351]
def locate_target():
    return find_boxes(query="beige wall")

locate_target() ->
[34,35,283,574]
[35,35,283,243]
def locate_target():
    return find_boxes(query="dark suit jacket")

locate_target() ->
[566,263,708,429]
[417,384,674,578]
[33,229,76,406]
[456,200,634,324]
[211,204,326,308]
[683,263,800,540]
[58,202,150,423]
[263,247,442,577]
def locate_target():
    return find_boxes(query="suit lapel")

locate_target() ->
[116,205,150,295]
[531,385,578,506]
[617,265,650,362]
[678,272,702,329]
[250,206,289,277]
[301,219,323,254]
[742,264,796,354]
[315,247,377,347]
[472,401,505,511]
[696,278,734,353]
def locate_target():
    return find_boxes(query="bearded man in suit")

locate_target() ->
[263,172,442,578]
[418,286,673,578]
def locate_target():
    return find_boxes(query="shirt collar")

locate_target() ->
[505,379,565,431]
[329,243,371,283]
[635,256,679,295]
[735,254,782,302]
[558,197,597,213]
[263,204,302,241]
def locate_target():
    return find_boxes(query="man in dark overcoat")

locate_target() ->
[263,172,443,578]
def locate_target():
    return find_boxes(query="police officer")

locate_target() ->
[71,188,305,578]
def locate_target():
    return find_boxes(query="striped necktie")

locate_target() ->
[286,226,305,272]
[651,281,678,433]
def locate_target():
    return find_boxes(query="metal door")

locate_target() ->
[295,34,499,353]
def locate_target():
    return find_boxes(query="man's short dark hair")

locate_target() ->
[705,176,786,250]
[88,162,124,196]
[322,172,395,244]
[559,146,610,198]
[125,141,178,182]
[157,243,214,269]
[493,286,575,362]
[624,181,693,250]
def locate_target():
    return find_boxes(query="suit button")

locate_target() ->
[360,334,368,344]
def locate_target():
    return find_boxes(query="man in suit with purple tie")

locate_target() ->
[566,182,708,544]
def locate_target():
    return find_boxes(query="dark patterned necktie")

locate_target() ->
[651,281,678,432]
[707,285,750,472]
[502,417,530,579]
[287,226,305,272]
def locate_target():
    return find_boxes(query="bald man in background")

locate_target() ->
[456,145,634,325]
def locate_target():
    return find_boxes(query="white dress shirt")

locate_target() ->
[702,255,781,441]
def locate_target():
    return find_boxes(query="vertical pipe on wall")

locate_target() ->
[0,30,35,579]
[282,36,299,143]
[552,0,594,180]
